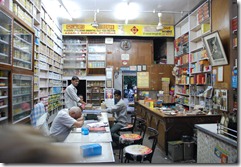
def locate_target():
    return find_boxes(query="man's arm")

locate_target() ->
[73,119,84,128]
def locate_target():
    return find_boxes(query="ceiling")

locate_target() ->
[54,0,205,26]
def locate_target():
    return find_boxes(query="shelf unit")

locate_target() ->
[62,36,87,77]
[86,79,105,106]
[87,38,106,76]
[174,0,212,111]
[0,70,9,125]
[12,74,33,124]
[0,10,11,65]
[174,15,190,109]
[230,0,238,115]
[34,3,63,124]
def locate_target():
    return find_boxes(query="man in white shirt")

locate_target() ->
[50,106,84,142]
[64,76,86,109]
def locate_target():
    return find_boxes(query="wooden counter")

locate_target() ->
[135,101,221,155]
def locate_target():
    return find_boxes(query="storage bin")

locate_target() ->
[183,141,194,160]
[80,144,102,157]
[168,140,183,161]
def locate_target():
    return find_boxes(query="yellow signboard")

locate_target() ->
[62,24,174,37]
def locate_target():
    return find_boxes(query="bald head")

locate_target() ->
[69,106,82,119]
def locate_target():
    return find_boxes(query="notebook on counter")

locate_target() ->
[89,127,106,132]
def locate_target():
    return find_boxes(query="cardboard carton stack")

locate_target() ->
[162,78,171,103]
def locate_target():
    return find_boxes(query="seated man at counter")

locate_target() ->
[102,90,128,147]
[50,106,84,142]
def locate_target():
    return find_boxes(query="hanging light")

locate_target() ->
[156,13,163,30]
[91,10,99,28]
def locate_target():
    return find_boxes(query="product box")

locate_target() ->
[84,103,93,110]
[163,94,170,103]
[183,142,194,160]
[168,140,184,161]
[80,144,102,157]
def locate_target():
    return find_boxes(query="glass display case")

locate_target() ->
[0,70,9,124]
[0,10,12,65]
[12,74,33,123]
[63,36,87,77]
[88,44,106,68]
[13,21,33,70]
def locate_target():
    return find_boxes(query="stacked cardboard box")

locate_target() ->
[162,78,171,103]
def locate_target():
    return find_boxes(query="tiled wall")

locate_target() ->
[197,130,237,163]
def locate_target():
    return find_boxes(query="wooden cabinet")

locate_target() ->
[0,6,34,125]
[136,102,221,155]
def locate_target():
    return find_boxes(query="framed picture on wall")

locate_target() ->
[203,31,228,66]
[137,65,142,71]
[142,65,147,71]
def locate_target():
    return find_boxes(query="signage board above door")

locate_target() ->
[62,24,174,37]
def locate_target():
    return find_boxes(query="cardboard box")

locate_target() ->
[168,141,184,161]
[163,94,170,103]
[161,78,170,84]
[183,142,194,160]
[84,103,93,110]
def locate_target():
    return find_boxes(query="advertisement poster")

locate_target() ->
[62,24,174,37]
[137,72,149,88]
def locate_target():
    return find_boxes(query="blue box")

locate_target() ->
[80,144,102,157]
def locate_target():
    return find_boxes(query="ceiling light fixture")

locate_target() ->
[156,13,163,30]
[91,10,99,28]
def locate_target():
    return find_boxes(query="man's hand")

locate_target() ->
[101,109,108,112]
[77,115,84,121]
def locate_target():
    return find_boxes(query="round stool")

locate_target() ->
[124,145,152,162]
[119,133,142,162]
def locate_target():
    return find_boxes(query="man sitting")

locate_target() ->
[102,90,128,147]
[50,106,84,142]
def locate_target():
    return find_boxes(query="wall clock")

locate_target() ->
[120,40,131,51]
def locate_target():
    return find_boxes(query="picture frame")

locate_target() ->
[203,31,228,66]
[137,65,142,72]
[142,64,147,71]
[217,66,223,82]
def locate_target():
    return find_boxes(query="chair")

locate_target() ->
[119,114,137,134]
[119,117,147,162]
[124,127,159,163]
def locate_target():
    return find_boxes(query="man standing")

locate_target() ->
[50,106,84,142]
[64,76,86,109]
[102,90,127,146]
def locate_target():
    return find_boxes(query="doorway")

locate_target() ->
[122,73,137,113]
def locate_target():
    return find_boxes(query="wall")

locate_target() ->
[106,39,175,91]
[211,0,233,112]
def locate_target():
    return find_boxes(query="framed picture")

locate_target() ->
[142,65,147,71]
[203,31,228,66]
[217,66,223,82]
[137,65,142,72]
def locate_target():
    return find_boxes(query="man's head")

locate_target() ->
[71,76,79,87]
[114,90,121,104]
[69,106,82,119]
